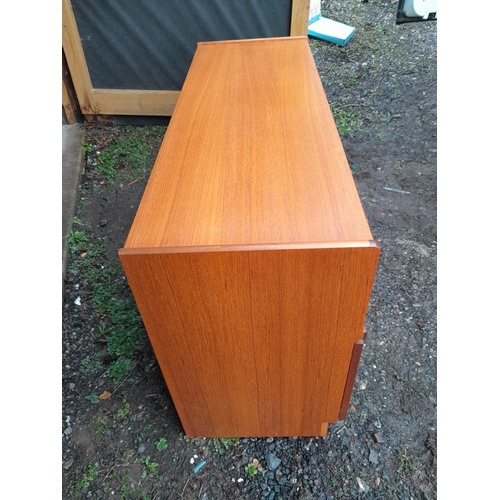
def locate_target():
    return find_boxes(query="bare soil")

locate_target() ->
[62,2,436,499]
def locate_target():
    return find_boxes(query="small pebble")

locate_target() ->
[369,449,379,465]
[265,453,281,471]
[62,459,74,470]
[356,477,370,493]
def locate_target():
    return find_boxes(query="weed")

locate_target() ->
[144,424,152,431]
[141,456,159,478]
[417,185,433,197]
[375,133,383,140]
[155,437,168,451]
[67,238,107,277]
[98,322,109,337]
[82,141,93,154]
[96,136,150,181]
[330,478,337,487]
[122,449,135,461]
[120,471,146,500]
[330,104,363,136]
[81,353,103,374]
[95,416,107,435]
[244,463,258,477]
[72,216,89,228]
[107,357,132,384]
[118,402,131,418]
[391,89,401,100]
[212,437,238,454]
[309,38,321,51]
[144,125,167,140]
[105,300,144,357]
[68,230,146,385]
[67,230,88,253]
[86,393,100,404]
[379,112,394,123]
[75,462,99,491]
[417,115,429,126]
[347,73,358,86]
[396,449,415,474]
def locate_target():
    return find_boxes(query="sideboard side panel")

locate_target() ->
[120,245,378,437]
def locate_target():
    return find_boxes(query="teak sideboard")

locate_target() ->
[119,37,379,438]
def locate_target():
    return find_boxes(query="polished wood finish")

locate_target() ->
[338,340,364,420]
[119,37,379,437]
[123,37,373,248]
[62,0,310,117]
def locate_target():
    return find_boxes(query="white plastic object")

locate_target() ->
[402,0,437,19]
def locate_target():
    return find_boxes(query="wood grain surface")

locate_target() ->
[119,37,380,437]
[120,246,379,437]
[123,37,373,250]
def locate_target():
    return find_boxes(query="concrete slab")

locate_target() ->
[62,125,84,286]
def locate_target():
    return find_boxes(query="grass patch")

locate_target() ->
[212,437,238,454]
[330,104,364,136]
[81,353,103,374]
[96,136,150,181]
[67,231,146,385]
[75,462,99,491]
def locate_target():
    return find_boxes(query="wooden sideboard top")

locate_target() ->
[122,37,374,250]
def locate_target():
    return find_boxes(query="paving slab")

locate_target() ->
[62,125,84,287]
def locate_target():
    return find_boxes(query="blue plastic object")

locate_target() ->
[192,460,207,473]
[308,16,355,47]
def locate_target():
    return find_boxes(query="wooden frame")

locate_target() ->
[62,0,310,118]
[62,48,83,124]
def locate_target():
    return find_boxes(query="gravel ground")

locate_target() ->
[61,1,437,499]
